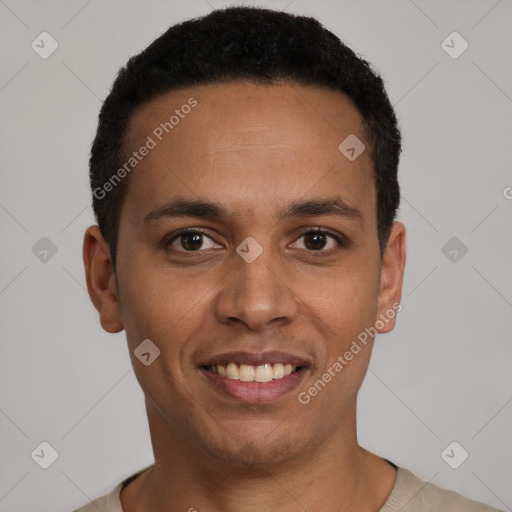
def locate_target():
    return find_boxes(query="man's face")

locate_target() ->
[93,81,403,467]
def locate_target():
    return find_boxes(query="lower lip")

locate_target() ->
[200,367,308,403]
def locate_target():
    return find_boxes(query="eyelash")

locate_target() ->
[164,226,347,255]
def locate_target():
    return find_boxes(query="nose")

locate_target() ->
[213,242,298,332]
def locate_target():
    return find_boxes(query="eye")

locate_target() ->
[165,227,347,254]
[166,228,221,252]
[290,228,346,253]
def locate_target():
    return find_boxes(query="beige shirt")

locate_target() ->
[73,463,502,512]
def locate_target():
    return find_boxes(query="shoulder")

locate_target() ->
[72,464,154,512]
[72,481,124,512]
[380,466,503,512]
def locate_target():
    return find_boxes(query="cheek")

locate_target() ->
[298,274,379,421]
[117,255,187,341]
[118,252,220,371]
[310,263,380,333]
[118,265,209,406]
[302,263,380,399]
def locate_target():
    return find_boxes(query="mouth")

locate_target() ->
[203,362,300,382]
[198,351,309,403]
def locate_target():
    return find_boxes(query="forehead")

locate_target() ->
[121,81,375,224]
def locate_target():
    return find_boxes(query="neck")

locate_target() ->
[120,400,396,512]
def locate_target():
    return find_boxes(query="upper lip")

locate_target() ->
[199,351,310,368]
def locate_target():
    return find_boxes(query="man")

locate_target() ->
[77,6,500,512]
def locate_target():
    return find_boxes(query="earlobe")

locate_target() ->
[376,221,406,334]
[83,225,124,333]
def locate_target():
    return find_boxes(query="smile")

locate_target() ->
[198,351,310,403]
[204,362,298,382]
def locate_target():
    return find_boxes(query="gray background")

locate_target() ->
[0,0,511,510]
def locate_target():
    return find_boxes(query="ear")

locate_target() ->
[376,221,406,334]
[83,225,124,333]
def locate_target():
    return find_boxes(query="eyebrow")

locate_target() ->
[144,196,362,224]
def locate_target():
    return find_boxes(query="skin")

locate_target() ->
[83,80,406,512]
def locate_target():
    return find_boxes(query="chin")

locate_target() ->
[199,422,307,468]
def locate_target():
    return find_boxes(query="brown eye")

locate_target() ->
[303,231,329,250]
[167,229,220,252]
[291,229,345,253]
[178,232,203,251]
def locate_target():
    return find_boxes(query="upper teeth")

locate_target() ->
[208,362,297,382]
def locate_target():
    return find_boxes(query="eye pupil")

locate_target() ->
[181,232,203,251]
[304,231,327,251]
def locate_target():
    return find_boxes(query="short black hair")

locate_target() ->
[89,6,401,267]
